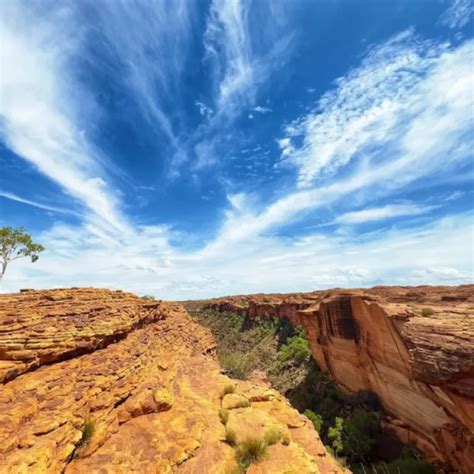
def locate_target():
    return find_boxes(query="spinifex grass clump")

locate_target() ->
[236,436,268,469]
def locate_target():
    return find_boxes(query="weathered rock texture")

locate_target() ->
[205,285,474,474]
[0,288,345,473]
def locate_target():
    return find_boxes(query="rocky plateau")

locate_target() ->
[0,288,345,473]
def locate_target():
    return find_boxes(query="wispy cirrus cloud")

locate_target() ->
[333,203,437,225]
[204,0,293,119]
[214,33,473,244]
[0,191,75,215]
[0,2,128,234]
[440,0,474,29]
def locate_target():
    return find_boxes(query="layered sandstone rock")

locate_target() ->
[0,288,344,473]
[205,285,474,474]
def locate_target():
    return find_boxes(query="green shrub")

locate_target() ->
[236,436,268,469]
[221,383,236,397]
[225,426,237,445]
[142,295,155,300]
[219,352,256,379]
[281,432,291,446]
[219,408,230,425]
[78,420,95,447]
[343,410,380,463]
[263,427,281,445]
[278,326,310,363]
[421,307,434,317]
[328,417,345,456]
[304,409,324,432]
[373,458,436,474]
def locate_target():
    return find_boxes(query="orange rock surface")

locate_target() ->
[0,288,345,473]
[205,285,474,474]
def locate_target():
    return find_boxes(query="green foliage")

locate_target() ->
[372,458,436,474]
[263,427,281,445]
[78,420,95,448]
[342,410,380,463]
[421,307,435,317]
[277,326,310,363]
[235,436,268,469]
[0,226,44,279]
[328,417,345,456]
[222,383,236,397]
[304,409,324,432]
[219,408,230,425]
[220,351,257,379]
[225,426,237,446]
[281,432,291,446]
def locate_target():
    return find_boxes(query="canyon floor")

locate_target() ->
[0,285,472,473]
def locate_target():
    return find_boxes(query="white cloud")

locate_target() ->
[333,204,436,225]
[0,2,129,235]
[195,100,213,117]
[440,0,474,29]
[0,191,74,215]
[3,211,472,299]
[204,0,293,119]
[278,30,462,188]
[253,105,272,114]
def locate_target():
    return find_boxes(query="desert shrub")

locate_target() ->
[304,409,324,432]
[343,410,380,463]
[233,398,251,408]
[219,352,256,379]
[221,383,236,397]
[219,408,230,425]
[328,417,345,456]
[142,295,155,300]
[236,436,268,469]
[421,307,434,317]
[225,426,237,445]
[372,458,436,474]
[278,326,310,363]
[263,427,281,445]
[78,420,95,447]
[281,432,291,446]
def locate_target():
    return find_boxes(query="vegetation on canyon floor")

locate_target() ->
[190,306,437,474]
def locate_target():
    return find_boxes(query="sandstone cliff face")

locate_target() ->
[206,285,474,474]
[0,288,344,473]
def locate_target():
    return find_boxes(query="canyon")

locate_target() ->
[203,285,474,474]
[0,288,345,473]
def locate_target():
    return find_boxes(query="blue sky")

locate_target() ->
[0,0,473,299]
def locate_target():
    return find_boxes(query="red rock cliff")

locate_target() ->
[0,288,345,473]
[206,285,474,474]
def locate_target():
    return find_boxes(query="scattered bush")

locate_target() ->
[222,383,236,397]
[304,409,324,432]
[225,426,237,445]
[327,417,345,456]
[236,436,268,469]
[263,427,281,445]
[219,352,256,379]
[281,432,291,446]
[78,420,95,448]
[421,307,434,317]
[142,295,155,300]
[372,458,436,474]
[278,326,311,363]
[219,408,230,425]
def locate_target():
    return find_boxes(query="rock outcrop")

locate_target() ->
[0,288,345,473]
[205,285,474,474]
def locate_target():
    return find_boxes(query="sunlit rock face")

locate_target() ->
[206,285,474,474]
[0,288,345,474]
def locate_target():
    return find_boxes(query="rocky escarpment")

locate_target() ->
[0,288,345,473]
[205,285,474,474]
